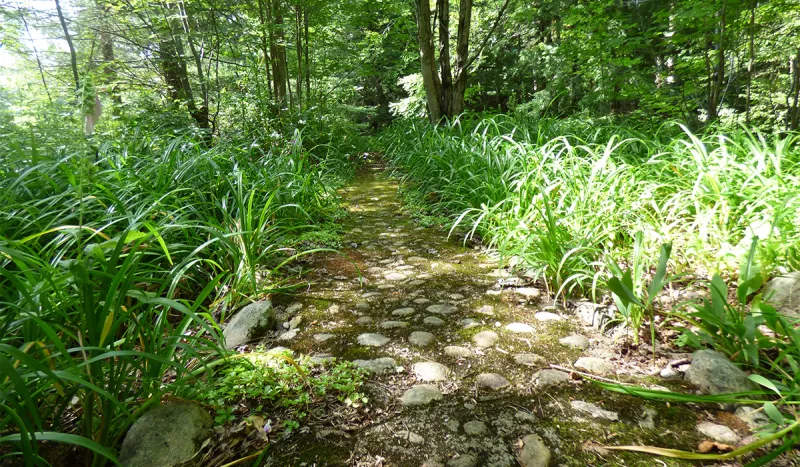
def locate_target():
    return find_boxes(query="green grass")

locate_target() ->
[382,115,800,299]
[0,119,361,465]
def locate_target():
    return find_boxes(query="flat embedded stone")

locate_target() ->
[357,333,390,347]
[697,421,741,445]
[574,357,615,376]
[409,331,436,347]
[444,346,472,358]
[313,333,335,342]
[379,320,409,329]
[463,420,486,435]
[355,316,374,325]
[513,353,545,366]
[476,373,510,389]
[473,330,499,347]
[534,312,562,322]
[427,304,458,315]
[571,400,619,421]
[352,357,397,374]
[412,362,450,381]
[532,369,570,388]
[505,322,534,333]
[400,384,443,406]
[559,334,590,350]
[424,316,445,326]
[392,307,416,317]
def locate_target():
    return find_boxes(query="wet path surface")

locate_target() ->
[262,165,700,466]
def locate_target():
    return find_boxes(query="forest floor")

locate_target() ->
[251,162,744,467]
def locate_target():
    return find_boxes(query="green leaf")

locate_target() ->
[747,374,780,395]
[0,432,120,465]
[762,401,783,425]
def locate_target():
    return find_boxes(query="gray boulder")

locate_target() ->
[763,271,800,317]
[120,402,212,467]
[685,349,756,395]
[223,300,275,349]
[517,434,551,467]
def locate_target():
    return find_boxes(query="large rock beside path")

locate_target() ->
[120,402,211,467]
[517,434,551,467]
[222,300,275,349]
[763,271,800,317]
[685,349,756,395]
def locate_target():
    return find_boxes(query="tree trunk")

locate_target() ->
[179,1,210,130]
[304,8,310,99]
[95,0,121,111]
[158,3,200,126]
[708,0,727,123]
[437,0,452,118]
[256,0,273,98]
[746,0,755,124]
[295,4,303,109]
[416,0,442,123]
[790,49,800,131]
[270,0,288,107]
[451,0,472,116]
[54,0,79,90]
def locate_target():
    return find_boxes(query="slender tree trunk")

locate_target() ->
[256,0,273,98]
[790,49,800,131]
[270,0,288,107]
[94,0,120,111]
[295,3,303,109]
[746,0,755,124]
[54,0,79,90]
[452,0,472,116]
[708,0,727,123]
[158,3,200,126]
[304,8,310,99]
[437,0,453,118]
[179,1,210,130]
[415,0,442,123]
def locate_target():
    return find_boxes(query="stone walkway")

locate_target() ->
[259,165,708,466]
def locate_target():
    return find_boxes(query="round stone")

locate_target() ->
[461,318,480,329]
[379,320,410,329]
[534,312,562,322]
[513,353,545,366]
[409,331,436,347]
[574,357,615,376]
[517,434,551,467]
[505,322,534,333]
[697,421,741,445]
[424,316,445,326]
[476,373,510,389]
[352,357,397,374]
[392,307,416,317]
[412,362,450,381]
[355,316,374,325]
[313,333,335,342]
[385,272,407,281]
[400,384,443,406]
[473,330,499,347]
[357,333,390,347]
[444,346,472,358]
[476,305,494,315]
[559,334,590,350]
[463,420,486,435]
[414,298,432,305]
[532,369,570,388]
[427,304,458,315]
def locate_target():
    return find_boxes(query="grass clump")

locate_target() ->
[0,119,360,465]
[382,115,800,299]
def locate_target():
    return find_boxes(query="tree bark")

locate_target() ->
[437,0,453,118]
[179,1,210,130]
[270,0,288,107]
[304,8,310,99]
[452,0,472,116]
[746,0,755,124]
[95,0,121,110]
[54,0,79,90]
[256,0,273,98]
[416,0,442,123]
[295,4,303,109]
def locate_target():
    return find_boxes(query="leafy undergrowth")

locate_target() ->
[172,350,367,466]
[382,114,800,299]
[0,114,364,465]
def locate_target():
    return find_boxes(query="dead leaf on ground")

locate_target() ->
[697,440,735,453]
